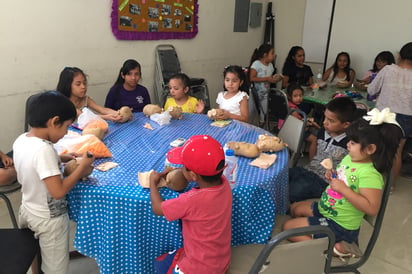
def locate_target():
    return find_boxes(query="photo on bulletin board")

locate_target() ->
[111,0,198,40]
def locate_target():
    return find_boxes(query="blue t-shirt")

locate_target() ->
[105,84,151,112]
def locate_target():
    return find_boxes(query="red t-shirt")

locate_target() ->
[162,177,232,274]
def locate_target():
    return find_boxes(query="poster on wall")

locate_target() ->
[111,0,198,40]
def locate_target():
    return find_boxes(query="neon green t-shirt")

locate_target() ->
[164,96,198,113]
[318,155,383,230]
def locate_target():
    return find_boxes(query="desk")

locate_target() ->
[303,86,375,109]
[67,113,288,274]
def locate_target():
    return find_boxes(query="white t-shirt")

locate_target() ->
[250,60,274,92]
[216,91,249,115]
[13,133,67,218]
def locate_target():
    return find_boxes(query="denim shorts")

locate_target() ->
[308,202,359,243]
[396,113,412,138]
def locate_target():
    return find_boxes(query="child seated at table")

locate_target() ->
[105,59,151,112]
[0,149,17,185]
[57,67,123,122]
[163,73,205,114]
[13,91,95,273]
[289,97,357,203]
[322,52,356,88]
[149,135,232,274]
[215,65,249,122]
[283,110,402,258]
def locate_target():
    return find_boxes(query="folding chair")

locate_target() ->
[268,88,289,133]
[330,172,394,273]
[278,109,307,168]
[229,225,335,274]
[0,181,21,228]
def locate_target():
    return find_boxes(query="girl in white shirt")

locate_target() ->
[216,65,249,122]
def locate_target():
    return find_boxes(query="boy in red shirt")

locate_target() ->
[150,135,232,274]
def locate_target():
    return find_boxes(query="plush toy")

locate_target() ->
[143,104,162,117]
[118,106,133,123]
[167,106,183,119]
[82,127,105,140]
[159,168,189,192]
[256,134,287,152]
[63,159,94,179]
[207,108,224,120]
[226,141,260,158]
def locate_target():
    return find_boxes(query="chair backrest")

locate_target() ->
[0,228,41,273]
[187,78,211,113]
[268,88,289,124]
[0,182,22,228]
[330,172,393,273]
[278,109,307,167]
[249,225,335,274]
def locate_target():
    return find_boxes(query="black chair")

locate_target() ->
[229,225,335,274]
[268,88,289,133]
[330,172,394,273]
[0,181,21,228]
[0,183,42,273]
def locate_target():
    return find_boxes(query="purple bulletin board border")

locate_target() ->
[111,0,198,40]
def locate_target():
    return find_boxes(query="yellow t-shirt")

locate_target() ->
[164,96,198,113]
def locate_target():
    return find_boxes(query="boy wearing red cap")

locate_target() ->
[150,135,232,274]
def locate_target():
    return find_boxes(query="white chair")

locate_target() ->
[229,225,335,274]
[278,109,307,167]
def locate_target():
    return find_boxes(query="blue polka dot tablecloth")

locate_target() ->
[67,113,289,274]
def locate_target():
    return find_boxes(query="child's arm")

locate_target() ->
[217,96,249,122]
[0,151,13,168]
[149,170,169,216]
[322,68,332,82]
[43,151,95,200]
[87,97,123,122]
[329,178,382,216]
[195,99,205,114]
[249,68,280,84]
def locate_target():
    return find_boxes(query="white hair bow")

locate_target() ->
[363,108,400,126]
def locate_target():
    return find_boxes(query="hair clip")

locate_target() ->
[363,108,400,127]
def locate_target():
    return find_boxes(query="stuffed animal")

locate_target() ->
[226,141,260,158]
[207,108,224,120]
[143,104,162,117]
[82,127,105,140]
[118,106,133,123]
[256,134,287,152]
[167,106,183,119]
[160,168,189,192]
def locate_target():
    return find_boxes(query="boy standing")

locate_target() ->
[289,97,357,203]
[13,91,94,274]
[150,135,232,274]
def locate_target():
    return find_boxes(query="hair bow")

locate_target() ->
[363,108,400,126]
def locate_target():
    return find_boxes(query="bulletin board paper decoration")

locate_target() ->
[111,0,198,40]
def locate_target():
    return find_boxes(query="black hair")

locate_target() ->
[111,59,141,106]
[325,97,357,123]
[56,67,87,98]
[330,52,353,82]
[372,51,395,72]
[186,160,225,183]
[399,42,412,60]
[28,91,77,128]
[169,73,190,88]
[286,83,303,99]
[223,65,249,93]
[282,46,304,75]
[346,118,403,173]
[248,44,274,81]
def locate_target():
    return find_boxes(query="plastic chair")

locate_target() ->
[277,109,307,168]
[229,225,335,274]
[330,172,394,273]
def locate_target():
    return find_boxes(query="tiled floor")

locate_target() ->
[1,173,411,274]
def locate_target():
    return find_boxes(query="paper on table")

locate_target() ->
[249,153,277,169]
[95,162,119,172]
[210,120,232,127]
[137,170,167,188]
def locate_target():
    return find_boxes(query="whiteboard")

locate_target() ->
[302,0,334,63]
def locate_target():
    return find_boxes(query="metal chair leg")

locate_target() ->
[0,193,18,228]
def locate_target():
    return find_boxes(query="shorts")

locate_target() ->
[154,248,185,274]
[308,202,359,243]
[396,113,412,138]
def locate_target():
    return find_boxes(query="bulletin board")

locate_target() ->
[111,0,198,40]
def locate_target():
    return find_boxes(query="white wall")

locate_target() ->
[1,0,283,148]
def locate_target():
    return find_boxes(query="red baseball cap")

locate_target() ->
[167,135,225,176]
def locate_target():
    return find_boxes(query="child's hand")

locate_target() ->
[196,100,205,114]
[270,74,283,83]
[77,152,95,168]
[329,178,349,194]
[325,169,333,182]
[60,153,76,163]
[217,109,230,120]
[149,169,171,187]
[1,154,13,168]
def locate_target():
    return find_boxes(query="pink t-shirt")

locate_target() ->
[162,178,232,274]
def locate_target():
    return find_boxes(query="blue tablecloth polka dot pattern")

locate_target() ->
[67,113,288,274]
